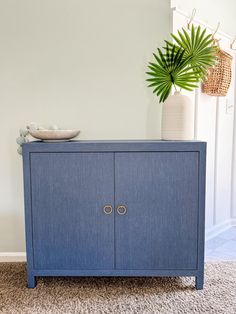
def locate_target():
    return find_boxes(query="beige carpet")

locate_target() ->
[0,263,236,314]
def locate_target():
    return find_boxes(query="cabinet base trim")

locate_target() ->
[31,269,200,277]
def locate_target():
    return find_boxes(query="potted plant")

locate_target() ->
[147,25,217,140]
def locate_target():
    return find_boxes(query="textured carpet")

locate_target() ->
[0,263,236,314]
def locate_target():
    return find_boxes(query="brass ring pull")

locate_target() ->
[103,205,113,215]
[117,205,127,215]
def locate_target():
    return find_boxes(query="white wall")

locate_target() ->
[174,0,236,234]
[172,7,236,239]
[172,0,236,36]
[232,65,236,220]
[0,0,171,252]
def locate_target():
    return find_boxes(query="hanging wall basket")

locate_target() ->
[203,49,233,96]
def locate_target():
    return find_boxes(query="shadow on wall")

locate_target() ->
[146,93,162,139]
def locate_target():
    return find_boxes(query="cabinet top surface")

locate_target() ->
[23,140,206,154]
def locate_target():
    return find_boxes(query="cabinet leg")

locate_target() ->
[195,274,204,290]
[27,274,37,288]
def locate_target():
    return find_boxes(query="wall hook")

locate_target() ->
[212,22,221,39]
[230,36,236,50]
[187,8,196,30]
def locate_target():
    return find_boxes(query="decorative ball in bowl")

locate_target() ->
[29,129,80,142]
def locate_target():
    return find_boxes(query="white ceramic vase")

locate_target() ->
[161,91,194,140]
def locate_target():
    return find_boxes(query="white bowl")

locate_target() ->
[29,129,80,142]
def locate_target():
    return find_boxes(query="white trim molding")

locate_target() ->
[231,218,236,226]
[171,6,234,40]
[0,252,26,262]
[206,219,236,241]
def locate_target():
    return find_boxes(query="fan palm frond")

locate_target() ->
[147,44,199,102]
[147,25,216,102]
[168,25,217,77]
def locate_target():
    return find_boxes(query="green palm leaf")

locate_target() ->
[170,25,217,77]
[147,25,216,102]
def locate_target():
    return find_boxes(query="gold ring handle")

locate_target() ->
[117,205,127,215]
[103,205,113,215]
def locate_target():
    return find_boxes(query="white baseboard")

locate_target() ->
[205,219,236,241]
[231,218,236,226]
[0,252,26,262]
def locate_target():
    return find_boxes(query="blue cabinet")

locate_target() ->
[23,141,206,289]
[30,153,114,270]
[115,152,199,270]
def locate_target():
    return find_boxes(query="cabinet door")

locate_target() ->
[115,152,199,270]
[31,153,114,270]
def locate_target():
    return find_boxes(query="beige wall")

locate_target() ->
[0,0,171,251]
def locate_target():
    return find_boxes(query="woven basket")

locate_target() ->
[203,50,233,96]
